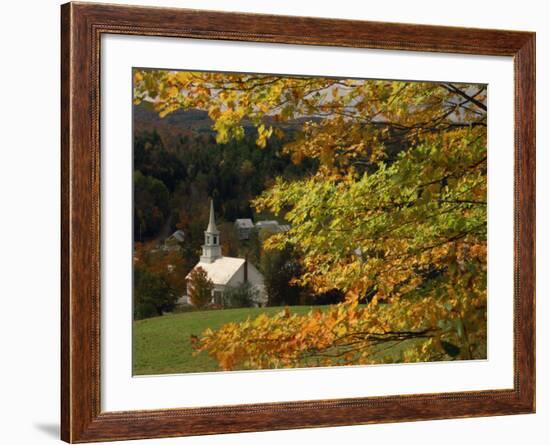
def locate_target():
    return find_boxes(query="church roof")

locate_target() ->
[188,256,245,285]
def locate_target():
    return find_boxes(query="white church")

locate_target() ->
[181,200,267,307]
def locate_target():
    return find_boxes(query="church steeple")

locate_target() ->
[206,199,219,234]
[200,199,222,263]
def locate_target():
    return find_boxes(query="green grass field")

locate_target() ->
[133,306,324,375]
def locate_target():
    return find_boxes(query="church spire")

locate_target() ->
[206,199,219,234]
[200,199,222,263]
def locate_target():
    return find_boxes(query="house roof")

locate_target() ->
[256,220,291,233]
[187,256,245,285]
[168,230,185,242]
[235,218,254,229]
[255,220,279,228]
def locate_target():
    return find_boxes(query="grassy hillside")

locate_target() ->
[133,306,323,375]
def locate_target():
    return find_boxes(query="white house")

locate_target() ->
[255,220,290,233]
[234,218,255,240]
[163,229,185,251]
[182,200,267,307]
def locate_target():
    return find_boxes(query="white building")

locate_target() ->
[255,220,291,233]
[234,218,255,240]
[163,229,185,251]
[183,200,267,307]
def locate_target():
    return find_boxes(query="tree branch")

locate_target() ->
[441,83,487,112]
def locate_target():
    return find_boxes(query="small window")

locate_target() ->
[213,236,217,244]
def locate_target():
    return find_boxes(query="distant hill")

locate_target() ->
[134,103,215,132]
[133,102,313,151]
[133,103,216,150]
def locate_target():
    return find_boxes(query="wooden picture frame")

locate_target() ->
[61,2,535,442]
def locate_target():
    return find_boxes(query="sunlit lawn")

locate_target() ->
[133,306,325,375]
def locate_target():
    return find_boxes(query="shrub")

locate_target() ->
[222,283,259,308]
[134,267,177,319]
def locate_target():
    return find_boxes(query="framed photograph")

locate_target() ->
[61,2,535,442]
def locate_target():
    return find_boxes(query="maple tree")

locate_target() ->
[134,69,487,369]
[187,266,214,309]
[134,241,188,295]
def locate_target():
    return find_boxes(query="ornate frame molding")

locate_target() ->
[61,2,535,442]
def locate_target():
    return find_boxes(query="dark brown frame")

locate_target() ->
[61,2,536,442]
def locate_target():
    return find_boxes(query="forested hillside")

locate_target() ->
[132,103,319,318]
[133,102,316,244]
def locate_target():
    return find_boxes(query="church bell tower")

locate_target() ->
[200,199,222,263]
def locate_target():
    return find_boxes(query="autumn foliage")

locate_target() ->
[134,70,487,369]
[133,242,187,319]
[187,266,214,309]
